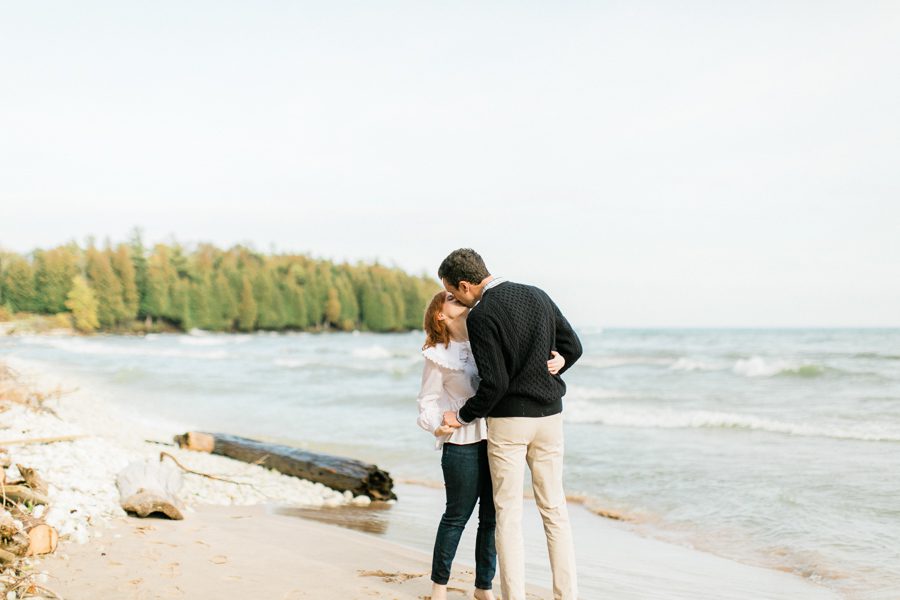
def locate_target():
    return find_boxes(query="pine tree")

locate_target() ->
[237,276,257,331]
[112,244,139,321]
[33,246,79,314]
[129,229,151,317]
[214,270,238,330]
[325,287,341,326]
[2,257,38,313]
[65,275,100,333]
[85,247,125,327]
[143,245,172,320]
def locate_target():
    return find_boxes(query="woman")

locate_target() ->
[417,290,565,600]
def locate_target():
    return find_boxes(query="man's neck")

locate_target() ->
[474,275,495,301]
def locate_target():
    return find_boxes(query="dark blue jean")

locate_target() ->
[431,440,497,590]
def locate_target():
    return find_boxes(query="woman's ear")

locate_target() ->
[437,312,445,321]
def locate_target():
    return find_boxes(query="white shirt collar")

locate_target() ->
[483,276,505,291]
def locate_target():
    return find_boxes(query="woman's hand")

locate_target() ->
[547,350,565,375]
[434,425,455,437]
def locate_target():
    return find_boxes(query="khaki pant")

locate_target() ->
[486,413,577,600]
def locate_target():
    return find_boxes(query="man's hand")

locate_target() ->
[548,350,565,375]
[442,411,462,428]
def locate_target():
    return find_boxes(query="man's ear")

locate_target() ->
[457,281,471,294]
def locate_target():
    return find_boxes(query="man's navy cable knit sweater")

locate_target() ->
[458,281,583,423]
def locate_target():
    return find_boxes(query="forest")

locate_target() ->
[0,233,439,333]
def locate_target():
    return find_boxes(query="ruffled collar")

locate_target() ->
[422,340,472,371]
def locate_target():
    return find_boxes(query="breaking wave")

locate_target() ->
[564,400,900,442]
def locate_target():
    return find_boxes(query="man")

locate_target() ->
[439,248,582,600]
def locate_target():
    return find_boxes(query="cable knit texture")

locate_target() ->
[458,281,583,422]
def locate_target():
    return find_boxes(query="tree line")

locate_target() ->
[0,233,440,333]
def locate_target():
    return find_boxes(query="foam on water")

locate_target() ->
[351,345,394,360]
[20,335,230,360]
[732,356,826,378]
[564,399,900,442]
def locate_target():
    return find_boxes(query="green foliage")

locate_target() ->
[2,237,440,333]
[237,276,258,332]
[65,275,100,333]
[112,244,140,320]
[34,246,79,313]
[1,256,39,313]
[85,246,127,328]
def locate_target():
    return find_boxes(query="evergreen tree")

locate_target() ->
[112,244,139,321]
[143,245,172,320]
[324,287,341,326]
[2,257,38,313]
[214,270,238,330]
[85,247,126,328]
[65,275,100,333]
[129,229,151,317]
[237,276,257,331]
[33,247,79,313]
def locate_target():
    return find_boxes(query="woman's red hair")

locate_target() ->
[422,291,451,350]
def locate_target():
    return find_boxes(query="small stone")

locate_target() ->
[351,495,371,507]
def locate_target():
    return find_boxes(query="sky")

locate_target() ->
[1,1,898,327]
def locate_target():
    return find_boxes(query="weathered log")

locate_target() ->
[0,435,86,447]
[174,431,396,501]
[0,485,49,506]
[15,464,48,496]
[116,459,184,520]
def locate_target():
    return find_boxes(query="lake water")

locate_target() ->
[2,328,898,599]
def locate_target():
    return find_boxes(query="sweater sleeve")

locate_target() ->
[416,359,444,434]
[551,297,582,375]
[458,313,509,423]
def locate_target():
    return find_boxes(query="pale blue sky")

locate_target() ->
[1,2,898,327]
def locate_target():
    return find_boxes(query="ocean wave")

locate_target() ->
[852,352,900,360]
[272,357,390,372]
[20,336,229,360]
[564,400,900,442]
[668,358,725,372]
[351,345,393,360]
[580,356,674,369]
[273,358,311,368]
[177,333,253,347]
[732,356,825,378]
[583,354,830,378]
[564,385,638,401]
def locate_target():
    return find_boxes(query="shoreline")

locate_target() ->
[1,354,844,599]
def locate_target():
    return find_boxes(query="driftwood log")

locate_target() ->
[116,459,185,520]
[0,485,49,506]
[15,464,48,496]
[174,432,396,501]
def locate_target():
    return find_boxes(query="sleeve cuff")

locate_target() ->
[457,409,472,425]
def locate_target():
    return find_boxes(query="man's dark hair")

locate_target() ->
[438,248,490,288]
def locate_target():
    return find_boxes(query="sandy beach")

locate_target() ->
[1,354,844,599]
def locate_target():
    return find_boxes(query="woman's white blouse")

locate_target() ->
[416,340,488,450]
